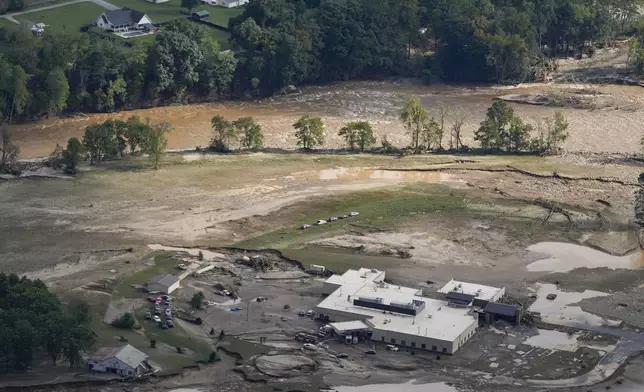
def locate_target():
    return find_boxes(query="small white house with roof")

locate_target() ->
[88,344,152,377]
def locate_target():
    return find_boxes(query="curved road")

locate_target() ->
[0,0,118,24]
[525,323,644,388]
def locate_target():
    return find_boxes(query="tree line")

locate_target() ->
[0,19,236,123]
[0,96,569,175]
[229,0,644,94]
[0,274,94,373]
[2,0,642,123]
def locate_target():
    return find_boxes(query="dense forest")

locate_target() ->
[0,0,642,122]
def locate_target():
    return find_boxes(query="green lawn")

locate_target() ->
[113,0,243,25]
[15,2,105,33]
[0,18,18,29]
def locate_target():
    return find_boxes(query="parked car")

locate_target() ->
[160,322,168,329]
[153,315,161,323]
[386,345,399,352]
[365,349,376,355]
[145,312,152,320]
[348,211,359,217]
[298,310,307,316]
[336,353,349,359]
[154,308,161,315]
[166,319,174,328]
[328,216,338,222]
[339,215,348,219]
[146,297,156,303]
[301,224,312,230]
[223,290,231,296]
[303,343,317,351]
[177,264,188,270]
[316,219,327,225]
[306,310,315,317]
[165,308,172,316]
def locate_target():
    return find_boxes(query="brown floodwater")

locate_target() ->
[11,81,644,158]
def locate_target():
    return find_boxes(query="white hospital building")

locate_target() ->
[316,268,505,354]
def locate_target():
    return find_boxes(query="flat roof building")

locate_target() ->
[147,274,180,294]
[316,269,479,354]
[438,279,505,307]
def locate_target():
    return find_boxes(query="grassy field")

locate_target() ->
[15,2,105,33]
[112,0,243,25]
[0,18,17,28]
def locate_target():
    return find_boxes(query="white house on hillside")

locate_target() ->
[148,274,180,294]
[96,8,153,32]
[220,0,248,8]
[88,344,152,378]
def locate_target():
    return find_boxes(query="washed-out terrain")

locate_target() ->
[1,46,644,392]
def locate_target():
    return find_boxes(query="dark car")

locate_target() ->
[145,311,152,320]
[365,349,376,355]
[336,353,349,359]
[160,322,168,329]
[166,319,174,328]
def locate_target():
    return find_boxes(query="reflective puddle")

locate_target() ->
[525,242,642,273]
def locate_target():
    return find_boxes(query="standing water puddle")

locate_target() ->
[525,242,642,273]
[319,167,454,183]
[528,283,620,327]
[332,381,459,392]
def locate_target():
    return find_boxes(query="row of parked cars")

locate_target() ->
[301,211,360,230]
[145,295,174,328]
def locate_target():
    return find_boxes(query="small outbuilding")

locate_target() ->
[483,303,521,325]
[88,344,152,378]
[147,274,180,294]
[191,10,209,20]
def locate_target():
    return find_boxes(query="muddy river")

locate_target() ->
[11,81,644,158]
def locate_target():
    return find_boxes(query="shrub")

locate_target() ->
[150,339,157,348]
[190,292,205,309]
[176,346,183,354]
[111,312,135,329]
[283,304,291,310]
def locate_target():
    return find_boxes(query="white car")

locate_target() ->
[301,224,312,230]
[153,315,161,323]
[328,216,338,222]
[303,343,317,351]
[177,264,188,270]
[348,211,359,217]
[386,345,399,352]
[316,220,327,225]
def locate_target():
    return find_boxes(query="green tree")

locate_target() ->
[190,292,205,309]
[0,124,19,171]
[111,312,135,329]
[293,116,325,149]
[211,114,235,151]
[181,0,199,12]
[420,117,441,150]
[82,123,118,164]
[474,100,515,150]
[45,69,69,117]
[338,121,376,151]
[400,97,429,150]
[124,115,149,154]
[8,65,29,121]
[233,117,263,150]
[507,116,532,152]
[141,122,171,169]
[68,299,91,324]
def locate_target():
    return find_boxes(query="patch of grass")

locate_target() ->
[234,184,467,250]
[284,246,404,274]
[116,252,179,298]
[112,0,243,24]
[15,2,106,33]
[0,18,18,28]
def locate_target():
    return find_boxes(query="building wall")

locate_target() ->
[316,306,371,323]
[88,357,135,376]
[148,280,179,294]
[371,318,477,355]
[96,15,111,30]
[138,15,153,26]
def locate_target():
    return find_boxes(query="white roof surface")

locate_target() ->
[317,274,477,342]
[329,320,369,332]
[437,279,504,301]
[91,344,148,369]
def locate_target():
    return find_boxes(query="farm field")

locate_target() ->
[15,2,106,33]
[113,0,243,25]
